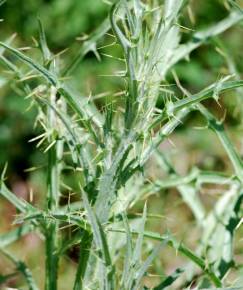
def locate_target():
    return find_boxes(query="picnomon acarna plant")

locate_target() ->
[0,0,243,289]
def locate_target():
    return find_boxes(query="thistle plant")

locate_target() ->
[0,0,243,289]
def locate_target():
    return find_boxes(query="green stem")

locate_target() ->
[169,80,243,115]
[45,87,62,290]
[73,231,93,290]
[197,104,243,183]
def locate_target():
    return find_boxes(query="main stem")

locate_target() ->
[45,87,62,290]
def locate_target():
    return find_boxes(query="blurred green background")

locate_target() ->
[0,0,243,289]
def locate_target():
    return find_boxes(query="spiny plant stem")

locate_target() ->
[0,1,243,288]
[197,104,243,183]
[73,231,93,290]
[45,87,62,290]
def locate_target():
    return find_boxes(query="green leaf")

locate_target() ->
[133,203,147,265]
[0,248,39,290]
[197,104,243,182]
[170,80,243,114]
[63,16,110,76]
[0,224,34,248]
[82,190,115,288]
[0,181,34,213]
[73,230,93,290]
[134,242,166,290]
[153,268,184,290]
[121,212,133,287]
[0,41,58,86]
[38,18,52,65]
[170,10,243,68]
[18,211,90,232]
[109,228,222,287]
[0,42,104,137]
[110,2,131,54]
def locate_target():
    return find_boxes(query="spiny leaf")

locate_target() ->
[63,17,110,76]
[197,104,243,182]
[82,190,115,288]
[153,268,184,290]
[134,242,167,290]
[0,224,34,248]
[19,211,90,232]
[133,203,147,265]
[0,42,104,135]
[73,230,92,290]
[109,228,221,287]
[0,248,39,290]
[164,0,184,22]
[110,2,132,54]
[170,10,243,67]
[121,212,133,287]
[0,41,58,86]
[38,18,52,65]
[0,181,34,213]
[169,80,243,114]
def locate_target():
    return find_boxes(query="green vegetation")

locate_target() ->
[0,0,243,289]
